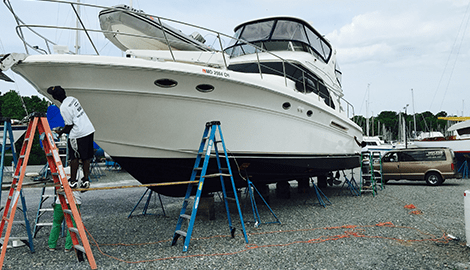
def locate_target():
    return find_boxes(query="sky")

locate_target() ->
[1,0,470,117]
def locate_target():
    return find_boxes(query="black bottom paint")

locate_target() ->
[113,153,360,197]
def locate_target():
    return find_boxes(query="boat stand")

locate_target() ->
[337,170,360,196]
[305,177,331,207]
[128,188,166,218]
[90,156,105,181]
[242,175,281,227]
[459,159,469,179]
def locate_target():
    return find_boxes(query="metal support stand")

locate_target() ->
[128,189,166,218]
[338,170,360,196]
[305,177,331,207]
[243,176,280,227]
[90,156,105,181]
[459,159,469,179]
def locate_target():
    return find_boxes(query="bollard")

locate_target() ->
[465,190,470,246]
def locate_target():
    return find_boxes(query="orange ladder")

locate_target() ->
[0,114,97,269]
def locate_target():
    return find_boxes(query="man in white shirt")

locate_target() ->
[47,86,95,189]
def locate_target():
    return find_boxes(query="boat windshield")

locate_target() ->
[225,18,332,63]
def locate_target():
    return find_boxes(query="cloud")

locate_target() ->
[326,4,464,65]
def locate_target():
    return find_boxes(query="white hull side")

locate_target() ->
[0,128,27,144]
[13,55,362,160]
[412,140,470,153]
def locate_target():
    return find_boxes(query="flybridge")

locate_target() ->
[225,17,332,63]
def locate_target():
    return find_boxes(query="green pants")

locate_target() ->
[48,203,81,250]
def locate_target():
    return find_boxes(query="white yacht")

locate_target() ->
[0,2,363,196]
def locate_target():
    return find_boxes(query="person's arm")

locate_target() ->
[57,125,73,137]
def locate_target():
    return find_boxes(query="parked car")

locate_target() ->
[379,147,461,186]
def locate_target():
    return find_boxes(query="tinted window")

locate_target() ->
[240,21,274,42]
[399,150,446,162]
[271,20,309,43]
[383,152,398,162]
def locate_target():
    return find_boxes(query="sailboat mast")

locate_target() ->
[411,89,417,138]
[366,84,370,136]
[75,0,81,54]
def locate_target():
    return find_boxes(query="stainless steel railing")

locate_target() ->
[4,0,356,118]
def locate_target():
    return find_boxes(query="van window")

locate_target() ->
[383,152,398,162]
[399,150,446,162]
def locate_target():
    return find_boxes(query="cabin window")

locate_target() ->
[271,20,309,44]
[227,61,335,110]
[305,28,331,62]
[240,21,274,42]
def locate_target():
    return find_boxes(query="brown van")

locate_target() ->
[380,147,461,186]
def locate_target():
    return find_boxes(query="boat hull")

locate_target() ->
[11,54,362,196]
[0,125,27,144]
[114,154,359,196]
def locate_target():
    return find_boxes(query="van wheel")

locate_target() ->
[425,172,443,186]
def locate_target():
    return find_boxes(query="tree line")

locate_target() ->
[1,90,51,165]
[352,110,453,142]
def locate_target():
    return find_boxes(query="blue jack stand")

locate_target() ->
[459,160,469,179]
[305,177,331,207]
[243,177,281,228]
[338,170,360,196]
[128,189,166,218]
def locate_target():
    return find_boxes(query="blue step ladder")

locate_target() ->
[171,121,248,252]
[0,117,34,252]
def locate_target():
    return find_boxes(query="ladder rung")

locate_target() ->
[42,194,55,198]
[204,173,231,178]
[2,236,28,240]
[74,244,85,253]
[63,209,72,215]
[35,222,53,227]
[68,227,79,234]
[180,214,191,220]
[39,208,54,212]
[46,153,53,157]
[175,230,187,237]
[12,220,25,225]
[225,197,236,202]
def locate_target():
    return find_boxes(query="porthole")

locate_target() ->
[307,110,313,117]
[154,78,178,88]
[196,84,215,93]
[282,102,291,110]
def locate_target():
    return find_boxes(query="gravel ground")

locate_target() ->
[2,165,470,269]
